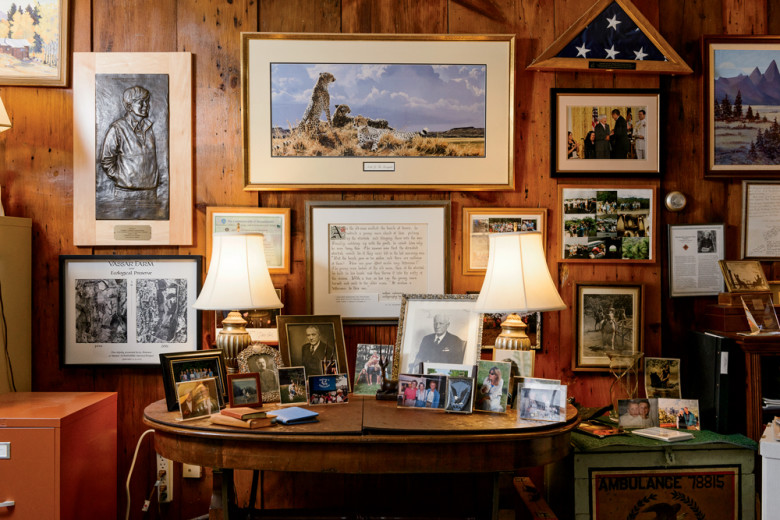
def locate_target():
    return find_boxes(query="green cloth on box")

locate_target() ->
[572,428,757,451]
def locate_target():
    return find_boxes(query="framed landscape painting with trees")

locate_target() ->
[704,36,780,177]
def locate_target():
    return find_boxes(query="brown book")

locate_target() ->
[220,407,267,420]
[209,413,274,429]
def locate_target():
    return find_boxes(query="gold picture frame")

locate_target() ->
[206,206,291,274]
[462,207,546,275]
[718,260,770,292]
[241,32,515,191]
[72,52,192,246]
[0,0,70,86]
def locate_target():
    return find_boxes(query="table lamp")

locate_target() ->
[474,232,565,350]
[194,233,282,372]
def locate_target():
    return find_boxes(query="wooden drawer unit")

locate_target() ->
[0,392,117,519]
[572,433,756,520]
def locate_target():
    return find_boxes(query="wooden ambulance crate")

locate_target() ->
[573,439,755,520]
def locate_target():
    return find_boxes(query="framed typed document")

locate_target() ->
[306,200,450,322]
[668,224,725,297]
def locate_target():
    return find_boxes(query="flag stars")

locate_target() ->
[576,43,591,58]
[606,14,621,30]
[634,47,648,60]
[605,45,619,59]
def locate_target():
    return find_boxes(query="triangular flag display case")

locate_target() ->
[528,0,692,75]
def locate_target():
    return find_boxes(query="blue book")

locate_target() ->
[268,406,319,425]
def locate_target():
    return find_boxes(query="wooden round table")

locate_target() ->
[143,396,579,518]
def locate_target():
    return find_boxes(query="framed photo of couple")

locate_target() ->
[550,88,661,177]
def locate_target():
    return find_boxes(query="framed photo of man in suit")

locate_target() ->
[276,315,349,390]
[393,294,483,379]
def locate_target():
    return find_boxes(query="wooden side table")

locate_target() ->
[731,334,780,441]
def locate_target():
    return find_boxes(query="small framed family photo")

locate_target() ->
[307,374,350,405]
[617,398,659,428]
[658,398,701,430]
[160,350,227,411]
[278,367,308,405]
[644,357,681,398]
[516,383,567,423]
[397,374,448,410]
[175,377,222,421]
[353,344,392,396]
[474,360,511,413]
[277,315,349,386]
[227,373,261,408]
[237,343,283,403]
[393,294,483,378]
[445,377,475,414]
[550,88,661,177]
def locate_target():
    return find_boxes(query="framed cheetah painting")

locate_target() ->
[241,33,515,191]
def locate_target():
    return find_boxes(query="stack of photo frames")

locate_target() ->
[515,377,568,423]
[396,357,541,415]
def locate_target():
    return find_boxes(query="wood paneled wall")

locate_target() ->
[0,0,772,517]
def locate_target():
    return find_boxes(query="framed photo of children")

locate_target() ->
[703,36,780,178]
[559,185,656,262]
[60,255,202,367]
[573,283,643,371]
[550,89,661,177]
[462,207,546,275]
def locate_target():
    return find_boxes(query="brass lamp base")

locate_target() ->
[494,313,531,350]
[217,310,252,373]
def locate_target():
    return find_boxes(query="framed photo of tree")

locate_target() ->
[704,36,780,177]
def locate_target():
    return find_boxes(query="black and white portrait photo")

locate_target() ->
[285,323,338,377]
[397,295,481,376]
[95,73,170,221]
[75,279,128,343]
[136,278,188,343]
[248,354,279,392]
[697,230,717,253]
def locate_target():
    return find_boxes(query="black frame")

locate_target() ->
[160,350,228,412]
[59,255,202,367]
[550,88,663,177]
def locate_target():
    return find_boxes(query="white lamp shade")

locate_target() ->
[474,232,566,313]
[194,233,283,311]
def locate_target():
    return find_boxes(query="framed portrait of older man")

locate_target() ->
[72,52,192,246]
[392,294,483,379]
[276,315,349,390]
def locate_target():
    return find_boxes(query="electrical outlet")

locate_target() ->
[156,453,173,503]
[182,463,201,478]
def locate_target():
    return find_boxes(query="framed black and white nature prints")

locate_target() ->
[60,255,201,366]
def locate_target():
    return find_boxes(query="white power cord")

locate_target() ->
[126,429,155,520]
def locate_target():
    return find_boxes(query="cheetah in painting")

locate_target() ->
[298,72,336,131]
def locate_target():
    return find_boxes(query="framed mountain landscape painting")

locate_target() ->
[704,36,780,177]
[0,0,68,86]
[241,33,515,190]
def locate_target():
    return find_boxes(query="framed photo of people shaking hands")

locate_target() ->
[550,88,661,177]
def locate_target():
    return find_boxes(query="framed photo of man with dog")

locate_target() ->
[241,33,515,190]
